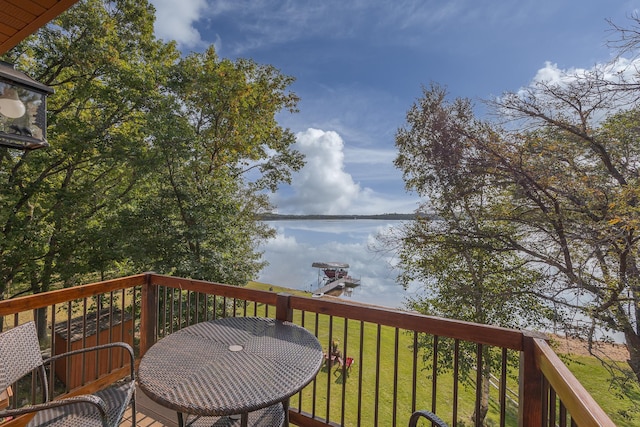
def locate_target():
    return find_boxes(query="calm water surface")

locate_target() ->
[257,219,421,309]
[257,219,626,343]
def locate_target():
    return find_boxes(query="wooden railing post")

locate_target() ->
[519,332,544,427]
[140,272,158,357]
[276,293,293,322]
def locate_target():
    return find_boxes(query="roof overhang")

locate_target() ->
[0,0,81,55]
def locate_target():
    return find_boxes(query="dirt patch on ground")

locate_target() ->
[550,334,629,362]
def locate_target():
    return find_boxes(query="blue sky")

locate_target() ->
[149,0,640,214]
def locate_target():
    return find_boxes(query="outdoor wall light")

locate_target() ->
[0,61,54,150]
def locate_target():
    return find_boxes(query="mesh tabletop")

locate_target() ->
[138,317,323,417]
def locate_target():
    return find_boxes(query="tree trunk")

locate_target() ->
[472,363,491,425]
[625,328,640,383]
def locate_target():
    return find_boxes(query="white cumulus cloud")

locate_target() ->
[287,128,361,214]
[149,0,208,48]
[273,128,418,215]
[504,57,640,125]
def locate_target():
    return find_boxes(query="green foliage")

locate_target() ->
[0,0,303,297]
[120,47,303,284]
[0,0,174,296]
[391,72,640,390]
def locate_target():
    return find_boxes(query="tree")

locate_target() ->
[0,0,176,304]
[0,0,304,301]
[118,47,304,284]
[392,61,640,394]
[382,106,546,422]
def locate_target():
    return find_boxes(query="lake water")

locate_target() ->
[257,219,626,344]
[257,219,421,309]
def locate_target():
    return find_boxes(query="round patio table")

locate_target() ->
[137,317,323,427]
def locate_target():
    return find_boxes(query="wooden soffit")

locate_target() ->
[0,0,81,55]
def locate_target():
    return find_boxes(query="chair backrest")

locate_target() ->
[0,322,44,390]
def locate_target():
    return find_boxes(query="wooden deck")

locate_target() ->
[121,388,300,427]
[121,386,177,427]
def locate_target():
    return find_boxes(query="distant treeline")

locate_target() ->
[260,213,436,221]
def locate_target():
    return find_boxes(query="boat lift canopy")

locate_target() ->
[311,262,349,269]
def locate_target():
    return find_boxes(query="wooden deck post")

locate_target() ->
[140,272,158,357]
[519,332,544,427]
[276,292,293,322]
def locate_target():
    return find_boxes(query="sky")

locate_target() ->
[148,0,640,215]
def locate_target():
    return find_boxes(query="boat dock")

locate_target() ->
[313,276,361,295]
[311,261,361,296]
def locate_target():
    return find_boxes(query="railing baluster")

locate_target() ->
[375,324,381,427]
[559,399,567,427]
[94,299,100,380]
[340,318,349,427]
[49,304,56,400]
[196,291,201,323]
[64,301,72,392]
[500,347,507,427]
[411,331,418,414]
[453,339,460,427]
[108,292,114,370]
[474,343,482,427]
[204,292,209,321]
[188,290,193,326]
[160,286,166,335]
[81,298,88,386]
[179,289,185,328]
[549,385,556,427]
[325,315,334,423]
[393,327,399,427]
[169,287,175,334]
[312,311,320,420]
[357,320,364,427]
[432,335,439,415]
[295,310,306,415]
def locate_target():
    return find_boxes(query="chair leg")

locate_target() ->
[131,397,136,426]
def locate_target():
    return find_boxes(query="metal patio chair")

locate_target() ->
[408,409,449,427]
[0,321,135,427]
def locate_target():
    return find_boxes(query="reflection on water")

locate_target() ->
[257,219,419,309]
[257,219,626,344]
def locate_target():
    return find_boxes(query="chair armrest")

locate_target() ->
[44,342,135,379]
[408,410,448,427]
[0,394,108,420]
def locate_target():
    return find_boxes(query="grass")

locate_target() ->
[562,355,640,426]
[246,281,639,426]
[245,281,519,425]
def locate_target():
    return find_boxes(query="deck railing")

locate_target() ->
[0,273,615,426]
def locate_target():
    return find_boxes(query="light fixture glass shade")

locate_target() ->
[0,62,53,150]
[0,88,26,119]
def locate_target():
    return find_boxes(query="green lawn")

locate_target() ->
[562,355,640,426]
[245,282,638,426]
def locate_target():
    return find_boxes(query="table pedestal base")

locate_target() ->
[178,402,285,427]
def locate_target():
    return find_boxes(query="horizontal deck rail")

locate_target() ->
[0,273,616,426]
